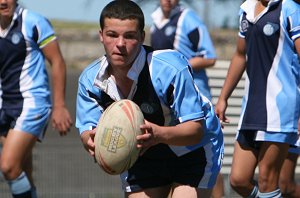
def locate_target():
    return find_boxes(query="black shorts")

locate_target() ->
[121,145,207,192]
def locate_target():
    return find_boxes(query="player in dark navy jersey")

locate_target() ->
[150,0,216,101]
[0,0,73,197]
[76,1,223,197]
[215,0,300,197]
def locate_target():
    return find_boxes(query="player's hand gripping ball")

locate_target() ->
[94,99,144,175]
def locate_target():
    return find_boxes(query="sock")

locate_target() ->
[247,182,259,198]
[7,171,32,198]
[259,188,282,198]
[31,186,37,198]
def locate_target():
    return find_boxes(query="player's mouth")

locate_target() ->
[0,3,8,10]
[0,4,9,13]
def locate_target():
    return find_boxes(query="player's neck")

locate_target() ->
[0,16,12,30]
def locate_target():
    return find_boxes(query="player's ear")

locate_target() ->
[99,30,104,43]
[141,30,145,43]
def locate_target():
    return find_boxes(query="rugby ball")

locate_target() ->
[94,99,144,175]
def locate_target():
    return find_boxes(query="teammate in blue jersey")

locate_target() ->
[150,0,217,101]
[215,0,300,197]
[76,1,223,197]
[150,1,224,197]
[0,0,73,197]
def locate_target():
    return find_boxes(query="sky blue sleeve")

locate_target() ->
[176,9,216,59]
[150,50,204,123]
[172,65,205,123]
[76,74,102,134]
[289,9,300,41]
[24,10,55,47]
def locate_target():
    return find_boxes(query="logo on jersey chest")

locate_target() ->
[263,22,279,36]
[140,102,155,114]
[11,32,22,45]
[164,26,176,36]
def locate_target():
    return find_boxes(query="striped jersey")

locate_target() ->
[0,5,55,109]
[76,46,223,157]
[150,5,216,100]
[238,0,300,132]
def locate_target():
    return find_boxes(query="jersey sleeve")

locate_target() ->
[150,50,205,123]
[288,9,300,42]
[172,64,205,123]
[24,10,56,48]
[175,9,216,59]
[238,11,247,38]
[76,73,103,134]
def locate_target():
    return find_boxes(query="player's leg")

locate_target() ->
[125,185,171,198]
[211,173,225,198]
[23,150,37,197]
[257,141,289,196]
[23,151,33,185]
[0,129,37,197]
[170,183,212,198]
[230,141,258,197]
[279,151,300,197]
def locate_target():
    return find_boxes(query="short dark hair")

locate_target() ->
[99,0,145,32]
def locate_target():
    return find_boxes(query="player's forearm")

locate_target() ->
[160,121,204,146]
[51,62,67,107]
[219,53,246,102]
[189,57,216,71]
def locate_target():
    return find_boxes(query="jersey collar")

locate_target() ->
[241,0,281,22]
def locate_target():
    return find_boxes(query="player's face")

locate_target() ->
[99,18,145,70]
[0,0,16,19]
[160,0,179,17]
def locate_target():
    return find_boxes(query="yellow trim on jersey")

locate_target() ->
[39,35,56,48]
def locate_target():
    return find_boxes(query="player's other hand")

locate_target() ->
[214,99,230,128]
[81,129,96,156]
[137,120,160,155]
[52,106,73,135]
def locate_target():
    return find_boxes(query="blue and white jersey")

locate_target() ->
[0,5,55,109]
[238,0,300,133]
[150,5,216,100]
[76,46,223,157]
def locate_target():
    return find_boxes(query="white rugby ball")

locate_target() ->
[94,99,144,175]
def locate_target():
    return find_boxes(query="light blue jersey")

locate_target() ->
[76,46,223,157]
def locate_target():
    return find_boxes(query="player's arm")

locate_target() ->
[189,56,216,71]
[137,120,203,149]
[295,37,300,59]
[43,40,73,135]
[295,38,300,135]
[214,36,246,125]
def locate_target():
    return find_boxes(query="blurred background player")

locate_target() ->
[215,0,300,197]
[0,0,73,197]
[150,0,216,101]
[76,1,223,197]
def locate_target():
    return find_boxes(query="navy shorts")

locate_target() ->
[121,145,214,192]
[0,107,51,141]
[236,130,299,151]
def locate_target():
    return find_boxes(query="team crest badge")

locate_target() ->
[140,102,155,114]
[165,26,176,36]
[263,22,279,36]
[11,32,22,45]
[240,20,249,33]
